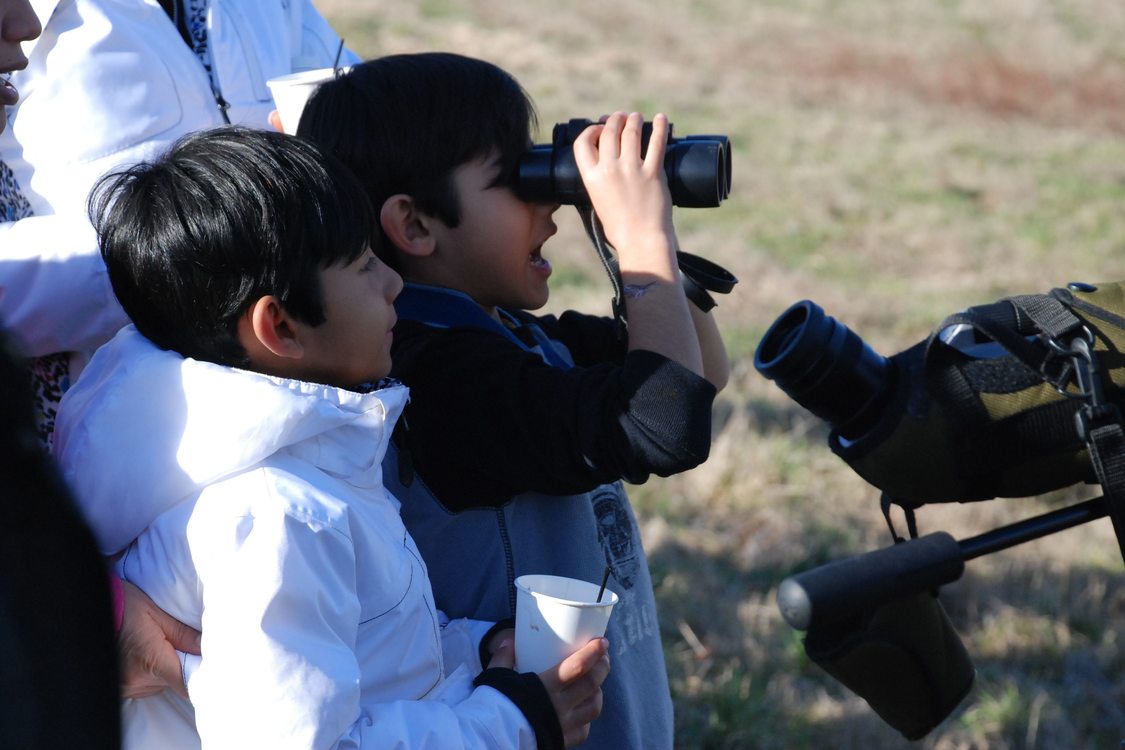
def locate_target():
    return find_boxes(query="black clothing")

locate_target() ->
[390,309,717,510]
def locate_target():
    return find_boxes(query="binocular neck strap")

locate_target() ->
[574,206,739,338]
[576,206,629,338]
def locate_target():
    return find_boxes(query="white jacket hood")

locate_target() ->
[55,326,408,554]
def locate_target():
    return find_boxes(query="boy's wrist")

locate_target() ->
[618,271,684,302]
[614,233,678,274]
[473,668,564,750]
[624,281,661,300]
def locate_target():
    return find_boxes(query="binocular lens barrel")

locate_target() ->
[665,137,730,208]
[754,300,893,440]
[516,119,731,208]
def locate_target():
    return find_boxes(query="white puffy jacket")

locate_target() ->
[55,327,535,750]
[0,0,356,356]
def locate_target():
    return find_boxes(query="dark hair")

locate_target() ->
[297,52,537,268]
[89,126,378,367]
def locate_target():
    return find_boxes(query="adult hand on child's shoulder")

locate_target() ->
[538,638,610,748]
[119,580,202,699]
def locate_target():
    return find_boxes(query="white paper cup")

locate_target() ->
[266,67,347,134]
[514,573,618,674]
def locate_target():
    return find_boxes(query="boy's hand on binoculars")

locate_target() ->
[572,111,675,265]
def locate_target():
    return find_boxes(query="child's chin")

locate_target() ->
[524,289,550,311]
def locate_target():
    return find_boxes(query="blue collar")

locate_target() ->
[395,284,572,369]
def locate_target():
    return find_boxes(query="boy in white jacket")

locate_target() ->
[55,126,608,750]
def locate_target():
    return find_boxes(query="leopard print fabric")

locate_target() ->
[1,158,69,451]
[185,0,214,86]
[0,160,31,222]
[28,352,70,451]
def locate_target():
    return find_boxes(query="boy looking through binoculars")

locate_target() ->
[300,52,730,749]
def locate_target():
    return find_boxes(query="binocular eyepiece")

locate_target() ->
[516,118,732,208]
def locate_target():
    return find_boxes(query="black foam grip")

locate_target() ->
[777,532,965,631]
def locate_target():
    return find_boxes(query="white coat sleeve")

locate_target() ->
[439,612,500,677]
[189,480,535,750]
[0,214,128,356]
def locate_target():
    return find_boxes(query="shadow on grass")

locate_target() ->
[648,511,1125,748]
[939,560,1125,746]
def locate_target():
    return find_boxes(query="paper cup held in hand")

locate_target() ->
[514,573,617,674]
[266,67,347,134]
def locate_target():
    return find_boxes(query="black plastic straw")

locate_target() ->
[596,566,611,603]
[332,39,345,76]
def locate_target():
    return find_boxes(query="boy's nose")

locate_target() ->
[386,267,404,301]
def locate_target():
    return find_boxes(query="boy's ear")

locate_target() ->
[240,295,305,362]
[380,194,436,259]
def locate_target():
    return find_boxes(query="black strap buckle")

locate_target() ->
[1045,331,1123,442]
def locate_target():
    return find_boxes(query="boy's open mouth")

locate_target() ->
[529,245,551,271]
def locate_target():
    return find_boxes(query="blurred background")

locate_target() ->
[314,1,1125,746]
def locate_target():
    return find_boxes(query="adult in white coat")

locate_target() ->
[0,0,357,441]
[1,0,359,698]
[1,1,120,747]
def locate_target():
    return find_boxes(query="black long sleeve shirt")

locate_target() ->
[389,309,717,510]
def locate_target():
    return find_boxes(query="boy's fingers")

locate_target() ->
[570,687,604,725]
[589,649,610,685]
[556,637,609,682]
[561,684,604,747]
[643,113,670,169]
[572,122,606,169]
[598,112,626,158]
[488,638,516,670]
[619,111,643,158]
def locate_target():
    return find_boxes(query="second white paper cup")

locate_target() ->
[514,573,617,674]
[266,67,347,134]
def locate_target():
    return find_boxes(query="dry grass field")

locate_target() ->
[313,1,1125,746]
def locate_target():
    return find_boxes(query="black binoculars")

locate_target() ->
[516,118,732,208]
